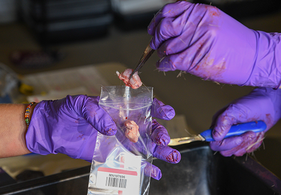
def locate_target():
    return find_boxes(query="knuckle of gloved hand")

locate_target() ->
[74,94,87,100]
[85,96,101,109]
[205,24,220,39]
[226,103,249,120]
[85,98,99,112]
[69,94,91,108]
[217,108,244,127]
[64,95,83,108]
[194,6,221,36]
[158,18,178,39]
[161,1,188,17]
[199,3,221,18]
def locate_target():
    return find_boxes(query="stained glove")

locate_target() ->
[148,1,281,88]
[209,88,281,156]
[25,95,180,180]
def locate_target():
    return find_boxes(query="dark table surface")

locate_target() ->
[0,142,280,195]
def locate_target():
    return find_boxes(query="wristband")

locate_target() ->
[25,102,35,127]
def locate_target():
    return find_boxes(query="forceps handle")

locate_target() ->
[130,44,155,79]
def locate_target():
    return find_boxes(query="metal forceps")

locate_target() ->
[129,42,155,80]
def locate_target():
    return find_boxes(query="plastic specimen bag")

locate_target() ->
[87,86,154,195]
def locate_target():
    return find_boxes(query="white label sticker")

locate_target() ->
[96,167,140,195]
[96,154,141,195]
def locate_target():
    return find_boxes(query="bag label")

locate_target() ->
[96,155,141,195]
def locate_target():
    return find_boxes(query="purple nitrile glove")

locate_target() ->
[148,1,281,88]
[26,95,180,180]
[209,88,281,157]
[26,95,117,160]
[141,98,181,180]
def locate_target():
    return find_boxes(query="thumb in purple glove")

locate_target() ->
[26,95,117,161]
[210,88,281,156]
[148,1,281,88]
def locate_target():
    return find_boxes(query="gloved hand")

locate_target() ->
[26,95,180,180]
[210,88,281,156]
[148,1,281,88]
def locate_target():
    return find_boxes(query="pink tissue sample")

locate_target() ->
[116,69,142,89]
[124,120,140,143]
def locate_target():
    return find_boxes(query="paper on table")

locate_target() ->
[23,65,110,102]
[27,87,88,102]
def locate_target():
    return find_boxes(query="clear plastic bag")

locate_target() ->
[87,86,154,195]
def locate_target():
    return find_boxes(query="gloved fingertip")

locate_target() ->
[162,105,175,120]
[151,168,162,180]
[144,163,162,180]
[166,150,181,164]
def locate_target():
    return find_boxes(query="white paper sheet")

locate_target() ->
[23,65,110,102]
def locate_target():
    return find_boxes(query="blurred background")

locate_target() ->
[0,0,281,191]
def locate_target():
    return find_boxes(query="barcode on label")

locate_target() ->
[105,177,127,188]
